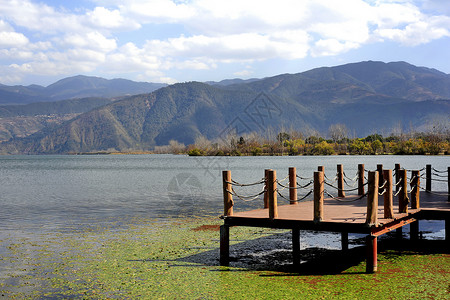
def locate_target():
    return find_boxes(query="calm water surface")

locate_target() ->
[0,154,448,235]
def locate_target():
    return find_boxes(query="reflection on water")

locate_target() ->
[0,154,448,235]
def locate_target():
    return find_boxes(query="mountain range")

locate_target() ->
[0,75,166,105]
[0,61,449,154]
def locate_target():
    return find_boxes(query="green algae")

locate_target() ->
[0,217,449,299]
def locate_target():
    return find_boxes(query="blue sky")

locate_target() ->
[0,0,449,86]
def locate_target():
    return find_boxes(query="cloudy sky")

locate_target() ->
[1,0,449,86]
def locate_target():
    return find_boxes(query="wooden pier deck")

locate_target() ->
[219,165,450,273]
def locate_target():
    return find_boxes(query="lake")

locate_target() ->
[0,154,448,237]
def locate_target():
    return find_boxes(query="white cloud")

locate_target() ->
[0,0,449,84]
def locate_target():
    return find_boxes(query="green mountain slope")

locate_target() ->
[1,61,449,154]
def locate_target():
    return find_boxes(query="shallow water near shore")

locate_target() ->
[0,154,448,297]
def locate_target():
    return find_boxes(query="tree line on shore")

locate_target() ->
[154,124,450,156]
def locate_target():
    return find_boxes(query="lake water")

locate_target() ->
[0,154,448,237]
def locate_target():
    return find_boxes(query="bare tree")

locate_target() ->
[328,124,348,143]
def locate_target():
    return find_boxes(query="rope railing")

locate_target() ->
[394,177,403,186]
[432,172,448,178]
[276,179,313,190]
[277,189,313,203]
[394,186,402,197]
[343,171,359,182]
[324,190,368,202]
[324,180,367,192]
[296,174,313,180]
[343,177,358,188]
[432,167,448,173]
[227,186,266,202]
[378,179,387,189]
[227,178,265,187]
[419,186,450,197]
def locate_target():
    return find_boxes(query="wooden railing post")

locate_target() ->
[264,169,270,209]
[318,165,324,172]
[448,167,450,202]
[398,169,409,213]
[223,170,233,216]
[268,170,278,219]
[411,170,420,209]
[366,171,378,226]
[358,164,365,195]
[383,169,394,219]
[337,164,345,198]
[426,164,431,192]
[289,167,297,205]
[377,164,384,195]
[314,171,324,222]
[395,163,401,192]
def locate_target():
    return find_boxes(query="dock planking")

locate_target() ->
[220,164,450,273]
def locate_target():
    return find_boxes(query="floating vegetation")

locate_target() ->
[0,217,449,299]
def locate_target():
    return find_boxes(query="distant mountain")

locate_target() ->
[0,97,113,142]
[0,75,167,105]
[1,61,449,154]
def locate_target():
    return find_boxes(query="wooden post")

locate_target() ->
[377,164,384,195]
[337,164,345,198]
[314,171,324,222]
[358,164,365,195]
[411,170,420,209]
[264,169,270,209]
[268,170,278,219]
[292,228,300,267]
[448,167,450,202]
[223,170,233,216]
[341,232,349,252]
[395,163,401,192]
[289,167,297,205]
[398,169,409,213]
[366,171,379,226]
[366,235,377,273]
[446,218,450,246]
[426,164,431,192]
[383,169,394,219]
[220,225,230,266]
[410,221,419,241]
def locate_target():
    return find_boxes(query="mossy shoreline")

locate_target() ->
[1,216,449,299]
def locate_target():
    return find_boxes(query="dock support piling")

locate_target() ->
[223,170,233,216]
[366,235,378,273]
[426,164,431,192]
[358,164,365,195]
[292,228,300,267]
[411,170,420,209]
[446,218,450,246]
[341,232,349,252]
[219,225,230,266]
[410,220,419,241]
[383,169,394,219]
[289,167,297,205]
[366,171,379,226]
[268,170,278,219]
[314,171,324,222]
[398,169,409,213]
[337,164,345,198]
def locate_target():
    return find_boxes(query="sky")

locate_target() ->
[0,0,449,86]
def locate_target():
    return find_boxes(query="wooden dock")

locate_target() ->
[219,164,450,273]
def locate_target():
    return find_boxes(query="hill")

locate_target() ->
[1,61,449,154]
[0,75,166,105]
